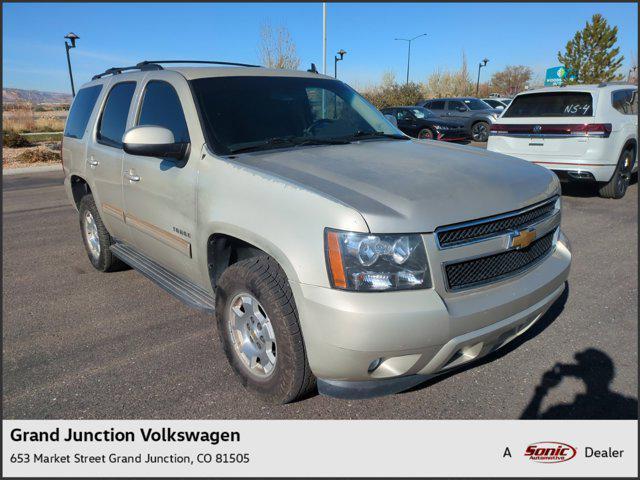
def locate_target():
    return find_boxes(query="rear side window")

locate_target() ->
[504,92,593,117]
[63,85,102,139]
[612,89,638,115]
[429,100,445,110]
[137,81,190,142]
[97,82,136,148]
[447,100,465,110]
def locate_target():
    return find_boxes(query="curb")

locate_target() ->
[3,164,62,176]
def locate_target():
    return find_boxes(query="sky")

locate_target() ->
[3,2,638,93]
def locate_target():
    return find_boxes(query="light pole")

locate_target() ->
[476,58,488,96]
[334,49,346,78]
[64,32,79,97]
[394,33,427,84]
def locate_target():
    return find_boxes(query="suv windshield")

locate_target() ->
[463,98,493,110]
[191,76,404,154]
[503,92,593,117]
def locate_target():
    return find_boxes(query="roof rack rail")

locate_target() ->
[598,81,632,87]
[92,63,162,80]
[138,60,262,68]
[92,60,260,80]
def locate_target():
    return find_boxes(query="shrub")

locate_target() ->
[362,81,424,109]
[3,131,33,148]
[15,147,60,164]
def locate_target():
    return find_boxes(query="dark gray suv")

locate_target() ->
[418,97,501,142]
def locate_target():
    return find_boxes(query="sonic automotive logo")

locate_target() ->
[525,442,577,463]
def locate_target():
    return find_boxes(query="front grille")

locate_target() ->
[436,198,556,248]
[445,229,556,290]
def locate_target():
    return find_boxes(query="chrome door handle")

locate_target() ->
[88,158,99,167]
[124,172,140,182]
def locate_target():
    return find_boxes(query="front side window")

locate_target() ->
[97,82,136,148]
[64,85,102,139]
[408,107,433,118]
[447,100,465,111]
[612,89,638,115]
[137,81,190,142]
[504,92,593,117]
[396,110,413,121]
[190,76,403,155]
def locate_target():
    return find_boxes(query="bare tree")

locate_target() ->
[259,23,300,70]
[422,52,474,98]
[490,65,533,96]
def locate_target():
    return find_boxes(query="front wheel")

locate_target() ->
[471,121,490,142]
[417,128,435,140]
[215,256,315,404]
[599,148,634,199]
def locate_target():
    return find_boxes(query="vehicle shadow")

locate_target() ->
[520,348,638,419]
[401,282,570,395]
[560,172,637,198]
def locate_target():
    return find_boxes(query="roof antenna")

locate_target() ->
[307,63,318,74]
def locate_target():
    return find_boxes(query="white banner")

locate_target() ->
[2,420,637,477]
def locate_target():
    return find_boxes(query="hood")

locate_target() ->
[229,139,559,233]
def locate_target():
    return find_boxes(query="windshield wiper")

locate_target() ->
[344,130,409,141]
[228,136,349,154]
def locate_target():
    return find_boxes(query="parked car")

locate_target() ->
[482,98,511,110]
[488,83,638,199]
[418,97,501,142]
[63,60,571,404]
[380,106,468,141]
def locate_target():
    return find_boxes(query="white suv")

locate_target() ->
[488,83,638,199]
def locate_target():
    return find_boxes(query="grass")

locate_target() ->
[20,132,63,142]
[3,103,67,133]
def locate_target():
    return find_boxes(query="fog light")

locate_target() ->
[367,357,383,373]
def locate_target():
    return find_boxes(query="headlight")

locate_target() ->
[325,230,431,291]
[553,196,561,215]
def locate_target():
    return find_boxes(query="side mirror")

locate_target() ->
[457,106,467,112]
[496,105,505,111]
[384,114,398,126]
[122,126,189,160]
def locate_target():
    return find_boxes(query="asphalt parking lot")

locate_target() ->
[2,169,637,419]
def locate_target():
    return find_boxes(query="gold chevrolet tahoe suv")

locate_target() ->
[62,60,571,404]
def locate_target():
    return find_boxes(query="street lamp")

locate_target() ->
[64,32,79,97]
[334,49,346,78]
[394,33,427,84]
[476,58,488,96]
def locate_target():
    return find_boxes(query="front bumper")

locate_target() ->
[296,232,571,397]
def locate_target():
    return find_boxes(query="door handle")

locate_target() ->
[88,157,99,168]
[124,171,141,182]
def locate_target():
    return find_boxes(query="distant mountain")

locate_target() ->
[3,88,72,104]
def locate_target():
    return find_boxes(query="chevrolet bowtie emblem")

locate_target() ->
[510,228,536,249]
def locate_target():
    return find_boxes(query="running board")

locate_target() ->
[110,242,215,313]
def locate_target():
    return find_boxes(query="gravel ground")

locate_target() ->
[2,170,637,419]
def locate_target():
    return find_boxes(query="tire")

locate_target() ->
[598,148,634,199]
[215,256,315,404]
[471,121,490,142]
[78,194,125,272]
[417,128,435,140]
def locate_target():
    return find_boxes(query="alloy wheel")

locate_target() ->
[227,293,277,379]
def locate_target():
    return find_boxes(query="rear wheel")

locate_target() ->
[471,121,490,142]
[215,256,315,404]
[78,194,125,272]
[599,148,634,199]
[417,128,435,140]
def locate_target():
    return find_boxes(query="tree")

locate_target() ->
[361,71,423,109]
[259,23,300,70]
[422,52,474,98]
[490,65,533,96]
[557,14,624,84]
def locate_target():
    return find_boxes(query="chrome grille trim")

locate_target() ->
[443,228,557,291]
[435,196,559,250]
